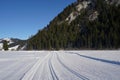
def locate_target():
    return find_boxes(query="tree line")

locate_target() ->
[27,0,120,50]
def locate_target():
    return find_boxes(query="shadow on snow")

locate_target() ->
[67,52,120,66]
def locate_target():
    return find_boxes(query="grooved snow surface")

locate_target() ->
[0,51,120,80]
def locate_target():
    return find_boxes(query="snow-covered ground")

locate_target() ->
[0,50,120,80]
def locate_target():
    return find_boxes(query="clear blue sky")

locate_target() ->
[0,0,76,40]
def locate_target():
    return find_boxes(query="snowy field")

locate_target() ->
[0,51,120,80]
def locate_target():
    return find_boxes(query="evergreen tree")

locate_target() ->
[26,0,120,50]
[3,40,8,51]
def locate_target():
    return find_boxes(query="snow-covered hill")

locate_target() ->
[0,51,120,80]
[0,38,26,51]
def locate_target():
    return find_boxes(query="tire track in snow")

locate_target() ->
[56,53,89,80]
[21,53,50,80]
[48,53,59,80]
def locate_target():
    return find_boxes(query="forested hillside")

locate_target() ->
[27,0,120,50]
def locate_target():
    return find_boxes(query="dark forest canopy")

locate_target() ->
[26,0,120,50]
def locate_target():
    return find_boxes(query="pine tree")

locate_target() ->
[3,40,8,51]
[26,0,120,50]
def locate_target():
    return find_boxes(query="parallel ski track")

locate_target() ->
[48,53,59,80]
[21,52,90,80]
[21,53,51,80]
[56,53,89,80]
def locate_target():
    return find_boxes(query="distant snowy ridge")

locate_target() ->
[0,38,26,51]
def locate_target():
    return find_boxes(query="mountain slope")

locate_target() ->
[0,38,26,51]
[27,0,120,50]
